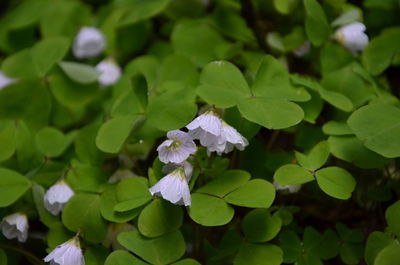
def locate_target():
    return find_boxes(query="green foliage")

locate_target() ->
[0,0,398,264]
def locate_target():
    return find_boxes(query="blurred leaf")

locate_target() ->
[196,170,251,198]
[105,250,149,265]
[303,0,331,46]
[362,27,400,75]
[35,127,69,157]
[242,209,282,243]
[62,193,107,243]
[365,232,394,265]
[118,230,185,265]
[374,241,400,265]
[147,85,197,131]
[328,136,387,169]
[280,230,302,263]
[322,121,353,135]
[96,115,141,153]
[347,103,400,158]
[171,20,227,67]
[138,199,182,238]
[197,60,250,108]
[234,243,283,265]
[295,141,330,171]
[115,177,152,211]
[0,168,31,207]
[58,61,100,84]
[224,179,275,208]
[189,193,234,226]
[385,201,400,238]
[274,164,315,185]
[315,167,356,199]
[32,184,58,227]
[0,120,16,162]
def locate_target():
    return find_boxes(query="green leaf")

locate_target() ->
[315,167,356,200]
[158,54,199,89]
[66,164,107,193]
[196,170,251,198]
[96,115,140,153]
[238,97,304,129]
[147,85,197,131]
[252,56,310,102]
[362,28,400,75]
[374,241,400,265]
[0,121,16,162]
[274,0,300,14]
[58,61,100,84]
[32,184,58,227]
[48,74,98,109]
[385,201,400,238]
[62,193,107,243]
[242,209,282,243]
[318,86,353,112]
[2,49,39,79]
[224,179,275,208]
[172,259,201,265]
[280,230,302,263]
[328,136,387,169]
[0,168,31,207]
[295,141,330,171]
[321,65,375,108]
[318,229,340,259]
[0,249,6,265]
[171,20,226,67]
[303,0,331,46]
[189,193,234,226]
[118,230,185,265]
[196,60,250,108]
[273,164,315,185]
[105,250,149,265]
[365,232,394,265]
[115,177,152,212]
[322,121,353,135]
[347,103,400,158]
[138,199,183,238]
[340,242,364,265]
[116,0,170,25]
[100,185,141,223]
[85,245,109,265]
[31,37,70,77]
[35,127,69,157]
[234,243,283,265]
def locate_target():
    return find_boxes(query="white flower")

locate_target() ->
[157,130,196,164]
[0,71,16,89]
[149,167,191,206]
[335,22,368,55]
[162,161,193,181]
[186,110,222,147]
[44,181,74,215]
[293,41,311,57]
[44,237,84,265]
[273,181,301,194]
[73,27,106,59]
[207,121,248,155]
[1,213,29,242]
[95,59,121,87]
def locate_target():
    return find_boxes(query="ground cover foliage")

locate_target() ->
[0,0,400,264]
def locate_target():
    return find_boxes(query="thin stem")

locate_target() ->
[0,244,45,265]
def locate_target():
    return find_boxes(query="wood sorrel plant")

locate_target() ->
[0,0,399,264]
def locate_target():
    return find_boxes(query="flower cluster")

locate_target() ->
[149,110,248,207]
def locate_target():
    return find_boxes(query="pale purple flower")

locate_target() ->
[207,121,248,155]
[44,237,84,265]
[157,130,196,164]
[162,161,193,181]
[149,167,191,206]
[73,27,105,59]
[335,22,368,55]
[0,71,16,89]
[1,213,29,242]
[293,41,311,57]
[44,181,74,215]
[95,59,121,87]
[186,110,222,147]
